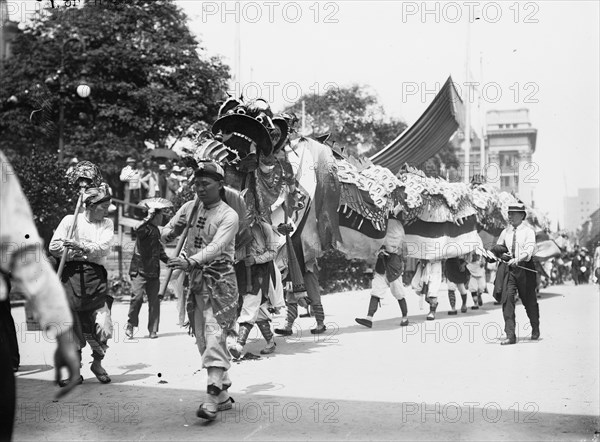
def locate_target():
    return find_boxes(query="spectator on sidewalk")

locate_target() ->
[120,158,142,218]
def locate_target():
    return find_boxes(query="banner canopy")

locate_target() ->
[369,76,464,172]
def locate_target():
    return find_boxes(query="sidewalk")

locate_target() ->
[10,283,600,440]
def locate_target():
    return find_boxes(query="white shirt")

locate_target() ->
[120,166,141,190]
[497,222,536,262]
[49,214,114,266]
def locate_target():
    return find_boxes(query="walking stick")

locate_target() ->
[159,196,201,298]
[56,187,86,279]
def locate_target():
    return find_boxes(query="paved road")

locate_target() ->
[11,282,600,441]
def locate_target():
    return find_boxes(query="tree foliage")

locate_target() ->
[0,0,230,185]
[9,151,77,247]
[283,85,407,157]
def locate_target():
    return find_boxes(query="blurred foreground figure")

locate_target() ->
[0,151,80,442]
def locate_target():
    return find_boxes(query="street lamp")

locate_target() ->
[49,35,91,163]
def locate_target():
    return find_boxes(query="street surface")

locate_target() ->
[11,282,600,441]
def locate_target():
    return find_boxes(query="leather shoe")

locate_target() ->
[531,329,540,340]
[500,338,516,345]
[355,318,372,328]
[274,328,293,336]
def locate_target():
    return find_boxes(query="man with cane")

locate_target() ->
[489,203,540,345]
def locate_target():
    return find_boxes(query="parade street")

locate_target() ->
[10,282,599,441]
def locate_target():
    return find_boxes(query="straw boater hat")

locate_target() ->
[507,202,527,216]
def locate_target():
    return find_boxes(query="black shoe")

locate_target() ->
[58,375,84,387]
[400,319,409,327]
[447,310,458,315]
[500,338,516,345]
[531,329,540,340]
[310,325,327,334]
[274,328,293,336]
[471,305,479,310]
[355,318,372,328]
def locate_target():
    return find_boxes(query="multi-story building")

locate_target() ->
[485,109,538,207]
[451,108,537,208]
[564,188,600,233]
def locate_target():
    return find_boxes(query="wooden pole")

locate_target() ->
[159,196,201,298]
[56,189,85,279]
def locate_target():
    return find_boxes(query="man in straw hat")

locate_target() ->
[162,160,239,421]
[490,202,540,345]
[125,198,172,340]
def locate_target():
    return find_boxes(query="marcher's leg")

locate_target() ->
[83,309,111,383]
[195,288,231,420]
[520,292,540,340]
[501,275,518,344]
[305,269,325,333]
[447,290,457,315]
[355,272,385,328]
[126,275,145,337]
[426,296,438,320]
[275,299,298,335]
[256,316,276,355]
[470,292,479,310]
[146,277,161,336]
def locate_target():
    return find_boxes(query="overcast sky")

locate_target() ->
[175,0,599,227]
[9,1,600,226]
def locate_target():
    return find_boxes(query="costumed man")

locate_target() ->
[230,220,284,358]
[125,200,172,340]
[273,222,327,336]
[355,245,409,328]
[466,251,486,309]
[162,160,239,421]
[490,203,539,345]
[445,256,470,315]
[49,183,114,384]
[1,151,80,441]
[411,259,443,320]
[119,157,141,218]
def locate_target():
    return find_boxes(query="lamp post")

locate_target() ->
[53,36,90,163]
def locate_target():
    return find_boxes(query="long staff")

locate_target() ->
[477,247,538,274]
[56,188,86,279]
[159,196,201,298]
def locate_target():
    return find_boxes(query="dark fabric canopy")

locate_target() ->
[369,76,464,173]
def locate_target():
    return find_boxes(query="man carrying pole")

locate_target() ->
[161,160,239,421]
[489,203,540,345]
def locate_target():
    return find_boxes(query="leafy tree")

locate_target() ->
[9,151,76,247]
[0,0,230,191]
[283,85,407,157]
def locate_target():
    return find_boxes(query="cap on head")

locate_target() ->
[126,157,136,163]
[194,160,225,181]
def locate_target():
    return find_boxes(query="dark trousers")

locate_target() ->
[0,299,19,371]
[503,273,540,339]
[128,275,160,333]
[0,326,15,442]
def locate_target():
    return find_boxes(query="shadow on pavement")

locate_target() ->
[13,377,599,441]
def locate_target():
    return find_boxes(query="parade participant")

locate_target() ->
[1,151,80,441]
[162,160,239,421]
[355,246,409,328]
[466,251,486,309]
[444,256,470,315]
[411,259,443,320]
[490,202,539,345]
[230,220,284,358]
[49,183,114,384]
[125,199,172,340]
